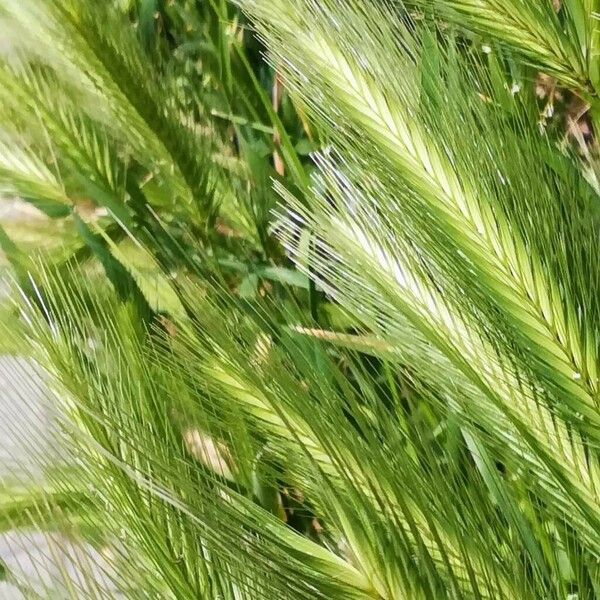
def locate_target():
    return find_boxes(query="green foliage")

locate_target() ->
[2,0,600,598]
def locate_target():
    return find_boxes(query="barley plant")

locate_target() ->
[0,0,600,598]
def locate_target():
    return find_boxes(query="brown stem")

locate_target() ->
[272,68,285,176]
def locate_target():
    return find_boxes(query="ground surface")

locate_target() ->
[0,352,116,597]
